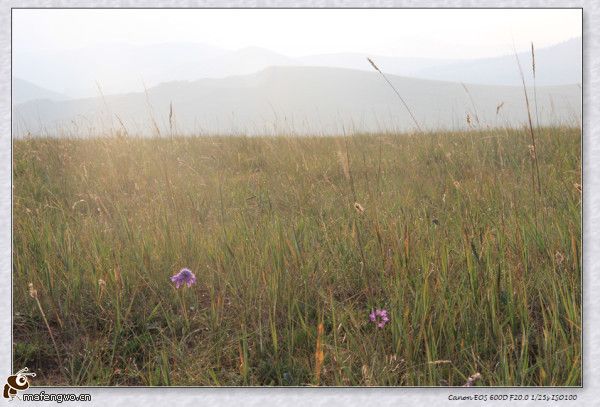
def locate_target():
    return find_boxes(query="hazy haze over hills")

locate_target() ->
[12,34,581,136]
[13,37,581,100]
[297,38,582,87]
[413,37,581,86]
[13,66,581,137]
[13,78,68,104]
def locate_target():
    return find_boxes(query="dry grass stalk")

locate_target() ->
[496,102,505,115]
[169,101,175,138]
[28,282,64,373]
[142,79,162,137]
[428,359,452,365]
[367,57,423,132]
[461,83,480,125]
[238,342,246,376]
[514,48,542,196]
[361,364,372,386]
[314,322,325,384]
[337,147,350,181]
[531,43,540,129]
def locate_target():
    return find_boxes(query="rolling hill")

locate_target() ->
[13,66,581,137]
[412,37,582,86]
[13,78,68,104]
[12,37,581,99]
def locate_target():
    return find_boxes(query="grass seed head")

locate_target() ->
[28,283,38,299]
[528,144,536,159]
[496,102,505,115]
[463,372,482,387]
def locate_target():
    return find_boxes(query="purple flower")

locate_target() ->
[170,268,196,288]
[369,308,390,328]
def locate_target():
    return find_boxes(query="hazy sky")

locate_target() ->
[13,9,581,58]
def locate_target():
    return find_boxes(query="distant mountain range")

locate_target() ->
[13,37,581,101]
[13,43,297,99]
[298,37,581,87]
[413,37,581,86]
[13,66,581,137]
[13,78,68,104]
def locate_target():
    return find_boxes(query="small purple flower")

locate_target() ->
[170,268,196,288]
[369,308,390,328]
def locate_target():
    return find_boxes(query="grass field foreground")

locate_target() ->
[13,127,581,386]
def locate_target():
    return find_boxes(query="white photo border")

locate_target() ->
[0,2,592,406]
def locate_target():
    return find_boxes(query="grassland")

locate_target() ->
[13,127,581,386]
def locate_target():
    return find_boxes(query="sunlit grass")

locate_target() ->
[13,126,581,386]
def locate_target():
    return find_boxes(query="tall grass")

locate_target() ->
[13,126,580,386]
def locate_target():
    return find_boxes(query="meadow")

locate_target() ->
[13,126,581,386]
